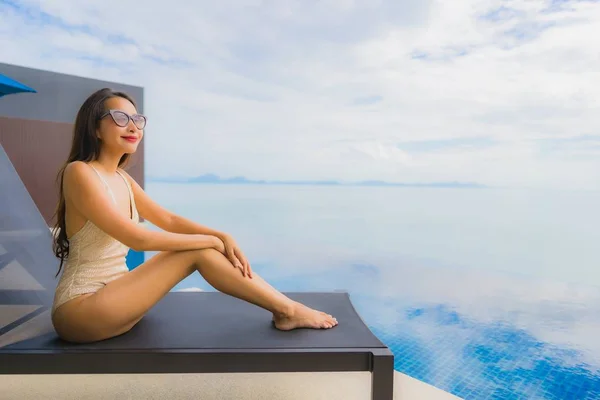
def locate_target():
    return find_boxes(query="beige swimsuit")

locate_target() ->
[52,165,140,316]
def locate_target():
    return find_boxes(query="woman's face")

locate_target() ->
[96,96,145,154]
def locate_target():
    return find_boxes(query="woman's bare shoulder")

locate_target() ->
[63,161,93,184]
[64,160,91,174]
[62,161,102,198]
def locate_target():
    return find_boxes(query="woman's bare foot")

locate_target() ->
[273,302,338,330]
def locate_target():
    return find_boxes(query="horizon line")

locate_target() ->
[146,174,488,188]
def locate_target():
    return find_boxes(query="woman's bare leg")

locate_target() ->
[52,248,337,343]
[186,250,337,331]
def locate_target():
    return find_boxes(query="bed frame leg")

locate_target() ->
[371,349,394,400]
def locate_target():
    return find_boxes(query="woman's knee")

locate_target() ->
[189,247,223,264]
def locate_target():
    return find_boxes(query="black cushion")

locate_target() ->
[6,291,385,351]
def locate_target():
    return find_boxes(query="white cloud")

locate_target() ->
[1,0,600,188]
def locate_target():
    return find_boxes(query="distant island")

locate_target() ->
[148,173,487,188]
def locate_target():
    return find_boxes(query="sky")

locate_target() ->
[1,0,600,189]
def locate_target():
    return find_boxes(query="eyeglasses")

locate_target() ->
[100,109,147,130]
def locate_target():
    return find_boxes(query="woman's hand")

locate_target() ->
[212,236,226,254]
[220,233,253,279]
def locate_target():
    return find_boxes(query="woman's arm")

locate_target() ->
[64,162,222,252]
[120,169,250,276]
[121,170,228,239]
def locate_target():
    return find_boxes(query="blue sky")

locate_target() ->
[1,0,599,189]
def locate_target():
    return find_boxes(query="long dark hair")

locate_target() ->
[51,88,138,277]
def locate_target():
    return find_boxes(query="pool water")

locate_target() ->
[145,182,600,399]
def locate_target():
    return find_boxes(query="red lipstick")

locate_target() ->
[121,136,138,143]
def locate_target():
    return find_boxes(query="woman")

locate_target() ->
[50,88,338,343]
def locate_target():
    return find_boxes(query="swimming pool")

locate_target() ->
[146,182,600,399]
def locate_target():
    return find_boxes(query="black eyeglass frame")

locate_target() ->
[100,109,147,130]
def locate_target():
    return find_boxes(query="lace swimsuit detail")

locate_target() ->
[52,165,139,315]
